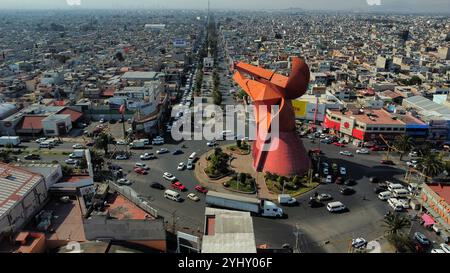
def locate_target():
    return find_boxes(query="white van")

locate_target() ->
[164,190,181,202]
[388,183,405,192]
[378,191,392,201]
[392,188,409,198]
[388,198,404,211]
[189,152,197,161]
[139,139,150,145]
[327,201,346,212]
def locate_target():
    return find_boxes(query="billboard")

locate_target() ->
[340,116,355,135]
[292,100,307,118]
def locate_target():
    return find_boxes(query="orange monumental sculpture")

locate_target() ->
[233,57,311,176]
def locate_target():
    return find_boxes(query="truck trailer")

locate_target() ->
[205,191,284,218]
[0,136,21,147]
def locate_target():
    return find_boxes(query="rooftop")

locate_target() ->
[328,108,405,125]
[0,163,44,219]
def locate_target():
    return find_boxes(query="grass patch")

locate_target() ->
[224,173,256,193]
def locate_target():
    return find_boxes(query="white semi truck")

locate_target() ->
[129,140,146,149]
[205,191,284,218]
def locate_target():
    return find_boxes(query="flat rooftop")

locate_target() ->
[329,108,405,125]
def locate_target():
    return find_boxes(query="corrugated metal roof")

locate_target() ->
[0,163,43,218]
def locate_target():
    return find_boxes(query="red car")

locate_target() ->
[134,167,148,175]
[370,146,385,151]
[333,142,346,147]
[172,182,187,191]
[195,185,208,194]
[335,176,344,184]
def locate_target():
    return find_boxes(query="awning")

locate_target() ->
[422,214,435,227]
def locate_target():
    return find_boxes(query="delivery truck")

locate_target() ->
[69,149,85,159]
[129,140,146,149]
[0,136,21,147]
[278,194,298,206]
[205,191,284,218]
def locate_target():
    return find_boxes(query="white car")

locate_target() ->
[440,243,450,253]
[72,144,84,149]
[323,168,329,175]
[356,148,370,154]
[117,178,132,185]
[409,151,418,157]
[340,167,347,175]
[207,140,217,147]
[140,153,155,160]
[177,162,185,170]
[325,175,333,184]
[116,140,128,145]
[157,148,169,154]
[115,154,128,160]
[431,249,445,253]
[406,160,419,168]
[187,193,200,202]
[317,193,332,201]
[340,151,353,157]
[351,238,367,249]
[163,172,177,182]
[135,163,150,170]
[36,137,47,143]
[65,159,79,165]
[187,160,194,170]
[397,198,410,209]
[99,118,105,123]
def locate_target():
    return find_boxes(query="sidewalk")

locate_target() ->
[194,144,277,201]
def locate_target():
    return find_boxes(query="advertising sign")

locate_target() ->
[340,116,355,135]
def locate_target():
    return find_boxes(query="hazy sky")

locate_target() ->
[1,0,450,13]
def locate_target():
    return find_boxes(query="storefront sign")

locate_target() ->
[421,185,450,226]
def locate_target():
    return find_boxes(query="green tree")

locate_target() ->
[394,135,414,161]
[90,150,105,172]
[61,165,74,177]
[383,212,411,236]
[236,139,242,148]
[0,150,12,163]
[421,152,445,180]
[94,132,114,155]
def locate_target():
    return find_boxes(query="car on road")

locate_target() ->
[135,163,149,170]
[325,175,333,184]
[172,149,183,155]
[186,160,194,170]
[352,238,368,249]
[335,176,344,184]
[36,137,47,143]
[157,148,169,154]
[317,193,332,201]
[115,154,129,160]
[414,232,431,246]
[340,151,353,157]
[140,153,156,160]
[356,148,370,154]
[116,140,128,145]
[195,185,208,194]
[134,167,148,175]
[323,168,329,175]
[99,118,105,123]
[24,154,41,160]
[65,159,79,165]
[72,144,84,149]
[308,197,323,208]
[172,182,187,191]
[177,162,185,170]
[117,178,132,185]
[163,172,177,182]
[207,140,217,147]
[407,160,419,168]
[344,179,356,186]
[380,160,395,165]
[339,167,347,175]
[340,187,355,195]
[327,201,346,212]
[150,182,165,190]
[187,193,200,201]
[333,142,346,147]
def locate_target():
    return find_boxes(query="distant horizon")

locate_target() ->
[0,0,450,14]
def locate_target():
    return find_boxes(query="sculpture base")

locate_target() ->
[252,131,311,176]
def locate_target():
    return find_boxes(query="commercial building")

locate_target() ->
[202,208,256,253]
[418,183,450,241]
[324,108,406,146]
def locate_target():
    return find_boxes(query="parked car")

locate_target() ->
[335,176,344,184]
[414,232,430,246]
[409,151,418,157]
[172,182,187,191]
[116,140,128,145]
[340,187,355,195]
[439,243,450,253]
[333,142,346,147]
[65,159,79,165]
[187,193,200,201]
[157,148,169,154]
[117,178,132,185]
[340,151,353,157]
[352,238,368,249]
[407,160,419,168]
[72,144,84,149]
[150,182,165,190]
[323,168,329,175]
[207,140,217,147]
[186,160,194,170]
[340,167,347,175]
[163,172,177,182]
[177,162,185,170]
[172,149,183,155]
[369,176,379,183]
[325,175,333,184]
[344,179,356,186]
[135,163,149,170]
[195,185,208,194]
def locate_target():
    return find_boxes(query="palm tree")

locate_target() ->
[94,132,114,155]
[421,152,445,181]
[393,135,414,161]
[383,212,411,236]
